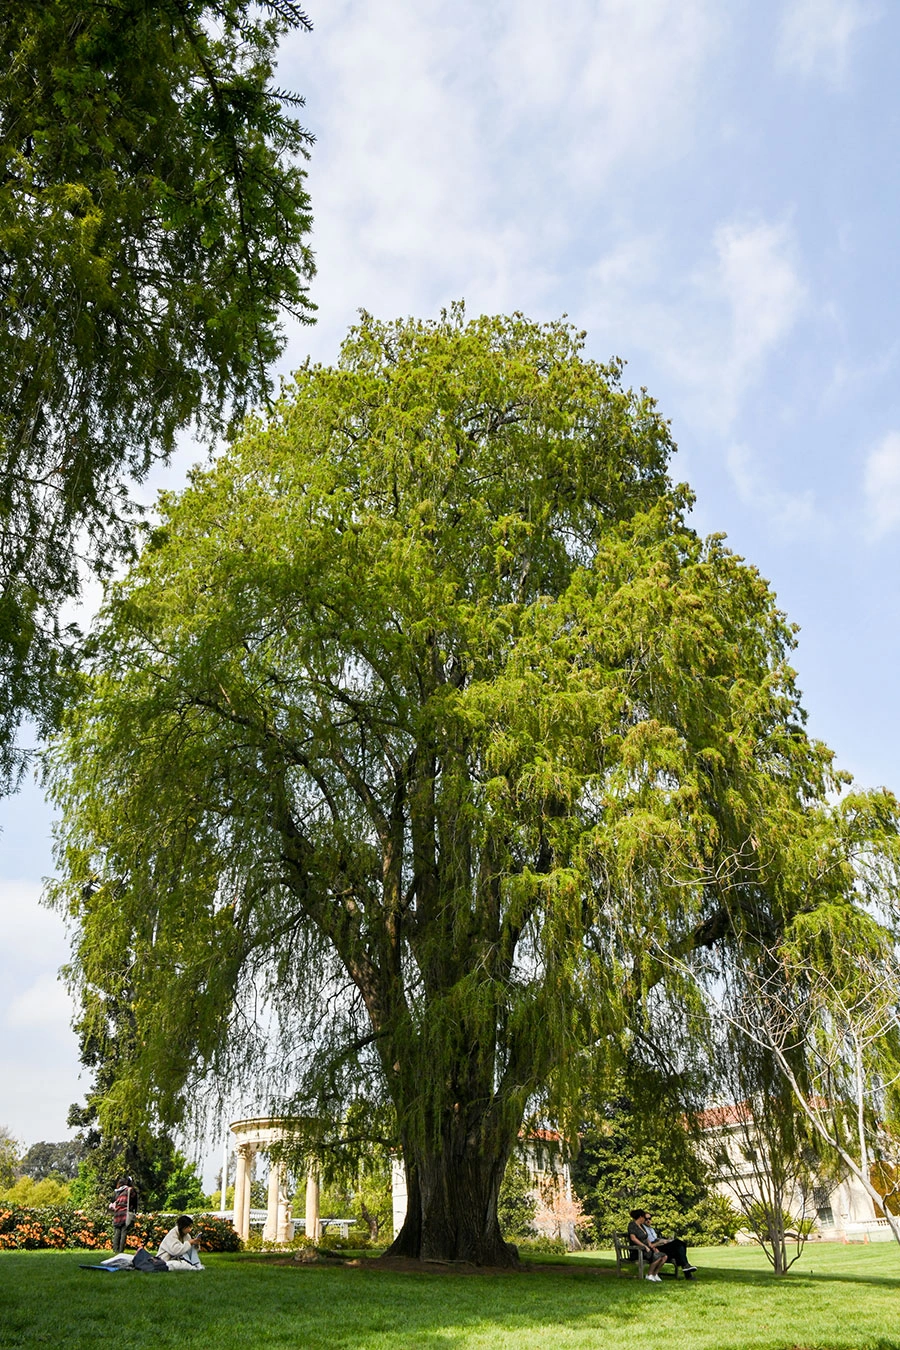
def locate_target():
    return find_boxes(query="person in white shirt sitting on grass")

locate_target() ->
[157,1215,204,1270]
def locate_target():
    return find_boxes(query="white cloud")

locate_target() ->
[777,0,880,86]
[0,1058,84,1145]
[0,879,68,961]
[863,431,900,538]
[6,974,75,1030]
[727,442,819,535]
[582,219,805,433]
[825,344,899,405]
[0,879,81,1140]
[491,0,718,186]
[702,220,807,426]
[274,0,720,370]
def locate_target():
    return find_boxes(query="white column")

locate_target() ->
[263,1156,280,1242]
[305,1163,320,1242]
[276,1166,292,1243]
[234,1144,252,1241]
[219,1129,229,1214]
[243,1146,254,1240]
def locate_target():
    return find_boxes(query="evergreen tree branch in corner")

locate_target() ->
[0,0,315,788]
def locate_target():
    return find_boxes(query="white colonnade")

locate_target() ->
[230,1117,320,1243]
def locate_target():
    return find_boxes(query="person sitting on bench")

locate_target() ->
[627,1209,697,1280]
[626,1209,667,1281]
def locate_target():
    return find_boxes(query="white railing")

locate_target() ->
[840,1219,895,1242]
[207,1209,357,1238]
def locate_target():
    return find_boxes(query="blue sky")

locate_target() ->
[2,0,899,1174]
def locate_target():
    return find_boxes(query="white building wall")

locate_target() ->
[707,1119,882,1239]
[391,1155,407,1238]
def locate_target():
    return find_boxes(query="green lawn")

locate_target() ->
[1,1243,899,1350]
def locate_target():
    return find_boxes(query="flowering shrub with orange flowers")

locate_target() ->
[0,1207,240,1252]
[129,1213,241,1252]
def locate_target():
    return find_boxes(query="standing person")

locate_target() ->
[157,1215,204,1269]
[110,1176,139,1254]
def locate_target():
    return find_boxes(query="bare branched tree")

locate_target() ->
[669,934,900,1249]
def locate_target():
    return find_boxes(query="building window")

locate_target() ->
[813,1186,834,1227]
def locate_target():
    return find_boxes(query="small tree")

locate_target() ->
[572,1078,729,1245]
[672,900,900,1250]
[352,1160,394,1243]
[732,933,900,1247]
[703,1043,818,1274]
[160,1156,207,1212]
[497,1157,538,1242]
[533,1180,587,1248]
[319,1157,394,1242]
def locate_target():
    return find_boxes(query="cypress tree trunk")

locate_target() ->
[385,1117,519,1267]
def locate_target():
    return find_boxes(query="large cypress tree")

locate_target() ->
[48,308,900,1264]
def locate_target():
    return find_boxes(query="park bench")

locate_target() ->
[613,1232,644,1278]
[613,1233,684,1279]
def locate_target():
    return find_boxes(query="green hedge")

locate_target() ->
[0,1206,240,1252]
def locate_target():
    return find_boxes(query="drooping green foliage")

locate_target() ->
[0,0,314,788]
[48,308,900,1264]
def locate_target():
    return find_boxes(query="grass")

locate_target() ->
[2,1242,899,1350]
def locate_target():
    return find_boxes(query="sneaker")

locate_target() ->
[682,1264,698,1274]
[645,1273,661,1281]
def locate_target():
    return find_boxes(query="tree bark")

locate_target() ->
[385,1125,519,1267]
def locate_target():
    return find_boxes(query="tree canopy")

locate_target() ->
[18,1138,85,1182]
[48,308,900,1264]
[0,1126,18,1190]
[0,0,314,787]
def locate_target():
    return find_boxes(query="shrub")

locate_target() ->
[0,1206,239,1252]
[0,1176,71,1207]
[0,1206,109,1251]
[686,1192,743,1245]
[130,1212,242,1252]
[498,1158,538,1241]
